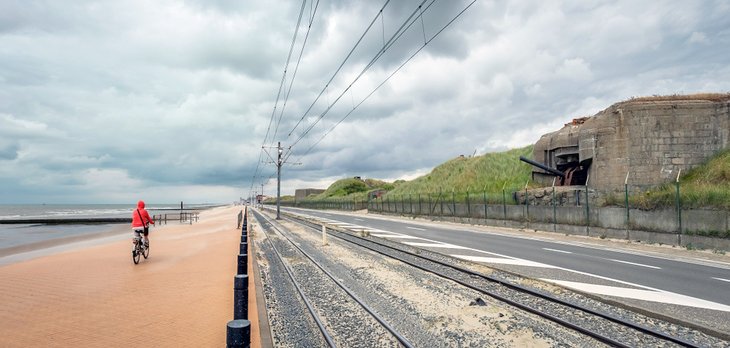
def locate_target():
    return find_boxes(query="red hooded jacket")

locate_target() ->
[132,200,155,228]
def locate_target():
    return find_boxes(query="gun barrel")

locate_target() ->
[519,156,565,177]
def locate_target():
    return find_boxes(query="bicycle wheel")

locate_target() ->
[142,243,149,259]
[132,244,141,264]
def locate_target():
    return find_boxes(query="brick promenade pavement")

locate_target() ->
[0,205,261,347]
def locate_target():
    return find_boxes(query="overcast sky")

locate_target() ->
[1,0,729,204]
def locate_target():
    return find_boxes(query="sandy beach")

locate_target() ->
[0,205,260,347]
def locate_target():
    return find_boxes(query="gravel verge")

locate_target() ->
[252,221,327,348]
[255,209,606,347]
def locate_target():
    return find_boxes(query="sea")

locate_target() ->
[0,203,217,250]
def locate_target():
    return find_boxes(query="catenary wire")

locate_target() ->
[264,0,306,148]
[286,0,432,151]
[287,0,392,138]
[255,0,383,197]
[291,0,477,163]
[283,0,437,162]
[272,0,321,143]
[249,0,307,197]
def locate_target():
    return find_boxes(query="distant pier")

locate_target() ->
[0,207,215,225]
[0,218,131,224]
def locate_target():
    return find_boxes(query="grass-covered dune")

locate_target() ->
[271,144,729,210]
[388,146,534,196]
[269,146,534,204]
[605,148,730,209]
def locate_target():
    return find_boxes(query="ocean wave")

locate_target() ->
[0,204,177,219]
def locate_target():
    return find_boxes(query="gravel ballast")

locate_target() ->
[253,210,609,346]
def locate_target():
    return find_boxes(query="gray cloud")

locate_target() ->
[1,0,729,203]
[0,143,19,160]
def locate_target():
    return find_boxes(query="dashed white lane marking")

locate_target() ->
[284,210,727,311]
[354,218,365,221]
[543,279,730,312]
[407,226,426,231]
[372,234,422,239]
[542,248,572,254]
[454,255,557,268]
[609,259,661,270]
[404,242,469,249]
[712,277,730,283]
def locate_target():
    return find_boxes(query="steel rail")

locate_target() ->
[253,210,415,348]
[253,211,337,347]
[284,212,701,348]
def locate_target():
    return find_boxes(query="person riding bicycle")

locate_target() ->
[132,200,155,248]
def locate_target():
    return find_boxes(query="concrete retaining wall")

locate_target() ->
[368,201,730,250]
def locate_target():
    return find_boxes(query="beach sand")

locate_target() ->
[0,205,261,347]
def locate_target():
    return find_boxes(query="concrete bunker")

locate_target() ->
[523,94,730,203]
[524,117,592,187]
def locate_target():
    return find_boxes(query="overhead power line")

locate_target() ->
[251,0,475,200]
[286,0,431,151]
[272,0,321,143]
[263,0,306,147]
[291,0,478,163]
[287,0,393,138]
[249,0,307,196]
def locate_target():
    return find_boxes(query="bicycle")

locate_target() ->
[132,236,149,264]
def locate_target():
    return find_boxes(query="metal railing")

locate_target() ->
[152,212,199,225]
[266,183,730,250]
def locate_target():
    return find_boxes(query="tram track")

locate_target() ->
[252,209,414,347]
[278,209,711,348]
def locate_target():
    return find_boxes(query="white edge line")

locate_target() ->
[542,248,572,254]
[284,210,682,293]
[609,258,661,270]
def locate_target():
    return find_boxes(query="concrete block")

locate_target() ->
[529,221,553,232]
[559,224,589,236]
[628,230,679,245]
[630,209,678,233]
[681,234,730,251]
[682,210,728,233]
[454,203,468,218]
[506,205,525,221]
[529,205,553,224]
[555,206,587,225]
[595,206,627,229]
[588,226,629,240]
[471,204,487,219]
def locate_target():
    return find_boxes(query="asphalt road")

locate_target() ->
[279,207,730,308]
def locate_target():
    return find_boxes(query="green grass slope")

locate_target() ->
[388,145,534,195]
[276,144,729,210]
[614,148,730,209]
[307,177,395,201]
[318,178,370,198]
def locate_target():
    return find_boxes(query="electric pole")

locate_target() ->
[277,141,282,219]
[263,141,298,220]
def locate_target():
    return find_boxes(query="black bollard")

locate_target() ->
[226,319,250,348]
[234,274,249,320]
[239,242,247,255]
[241,234,247,243]
[237,253,248,275]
